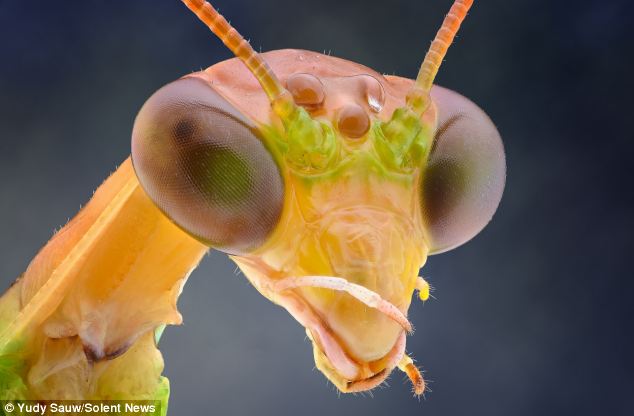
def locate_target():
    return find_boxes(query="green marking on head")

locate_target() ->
[271,103,433,179]
[284,107,337,171]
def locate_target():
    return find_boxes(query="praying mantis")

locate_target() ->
[0,0,505,412]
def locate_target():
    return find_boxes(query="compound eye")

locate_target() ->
[421,87,506,254]
[131,77,284,254]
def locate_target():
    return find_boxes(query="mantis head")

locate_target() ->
[131,0,505,395]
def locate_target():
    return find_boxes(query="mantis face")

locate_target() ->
[132,0,505,395]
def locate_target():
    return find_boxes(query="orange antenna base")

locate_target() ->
[407,0,474,114]
[181,0,295,116]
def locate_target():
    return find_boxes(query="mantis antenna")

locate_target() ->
[181,0,296,117]
[407,0,474,114]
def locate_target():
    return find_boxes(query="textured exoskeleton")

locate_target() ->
[0,0,504,408]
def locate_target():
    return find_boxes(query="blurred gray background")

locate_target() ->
[1,0,632,415]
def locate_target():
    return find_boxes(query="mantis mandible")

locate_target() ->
[0,0,505,409]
